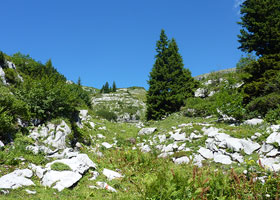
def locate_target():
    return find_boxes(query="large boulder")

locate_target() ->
[46,154,96,174]
[41,170,82,192]
[0,169,34,189]
[103,169,123,181]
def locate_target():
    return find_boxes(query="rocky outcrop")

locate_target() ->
[0,169,34,189]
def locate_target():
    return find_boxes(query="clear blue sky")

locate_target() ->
[0,0,245,89]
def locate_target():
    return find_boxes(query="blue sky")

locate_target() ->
[0,0,245,89]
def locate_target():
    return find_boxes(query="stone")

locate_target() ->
[0,67,7,85]
[243,118,264,126]
[213,153,232,165]
[192,154,205,167]
[89,122,95,129]
[170,130,187,141]
[25,189,36,194]
[259,157,280,171]
[103,169,123,181]
[97,134,105,139]
[198,147,214,159]
[101,142,113,149]
[158,152,174,158]
[79,110,89,121]
[162,143,178,152]
[26,145,56,155]
[239,139,261,155]
[41,170,82,191]
[230,152,244,163]
[44,120,71,149]
[0,140,4,148]
[46,154,96,174]
[266,132,280,146]
[29,163,46,179]
[7,61,16,69]
[89,171,99,180]
[138,127,157,135]
[76,142,83,149]
[48,148,79,159]
[266,149,280,157]
[158,135,166,143]
[189,133,203,140]
[0,169,34,189]
[260,143,274,154]
[95,182,117,192]
[140,145,151,153]
[194,88,207,98]
[174,156,190,164]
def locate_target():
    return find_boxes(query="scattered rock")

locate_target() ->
[198,147,214,159]
[25,189,36,194]
[213,153,232,165]
[195,88,207,98]
[174,156,190,164]
[138,127,157,135]
[243,118,264,126]
[89,171,99,180]
[41,170,82,191]
[266,132,280,146]
[103,168,123,181]
[101,142,113,149]
[0,169,34,189]
[94,181,117,192]
[29,163,46,179]
[0,140,4,148]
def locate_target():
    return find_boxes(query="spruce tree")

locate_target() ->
[146,30,196,120]
[238,0,280,56]
[104,82,110,93]
[112,81,117,92]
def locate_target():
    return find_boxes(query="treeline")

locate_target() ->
[100,81,117,93]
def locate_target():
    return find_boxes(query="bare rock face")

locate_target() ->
[0,169,34,189]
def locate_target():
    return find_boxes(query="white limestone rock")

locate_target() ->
[174,156,190,164]
[42,170,82,191]
[140,145,151,153]
[46,154,96,174]
[44,120,71,149]
[266,149,280,157]
[89,171,99,180]
[95,182,117,192]
[198,147,214,159]
[239,139,261,155]
[29,164,46,179]
[138,127,157,135]
[0,140,4,148]
[170,130,187,141]
[102,142,113,149]
[266,132,280,146]
[26,145,56,155]
[103,168,123,181]
[260,143,274,154]
[25,189,36,194]
[230,152,244,163]
[192,154,205,167]
[0,169,34,189]
[213,153,232,165]
[0,67,7,85]
[243,118,264,126]
[195,88,207,98]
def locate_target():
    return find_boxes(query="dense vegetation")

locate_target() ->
[0,52,91,142]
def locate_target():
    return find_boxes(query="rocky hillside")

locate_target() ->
[0,54,280,199]
[91,87,146,122]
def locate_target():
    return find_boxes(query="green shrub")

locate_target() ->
[95,109,117,122]
[215,88,246,121]
[3,68,19,85]
[184,97,215,117]
[246,93,280,118]
[265,105,280,123]
[51,162,71,171]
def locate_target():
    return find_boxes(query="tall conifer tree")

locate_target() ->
[146,30,196,120]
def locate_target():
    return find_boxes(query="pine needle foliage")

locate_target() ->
[146,30,196,120]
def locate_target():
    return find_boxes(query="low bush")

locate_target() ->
[51,162,71,171]
[95,109,117,122]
